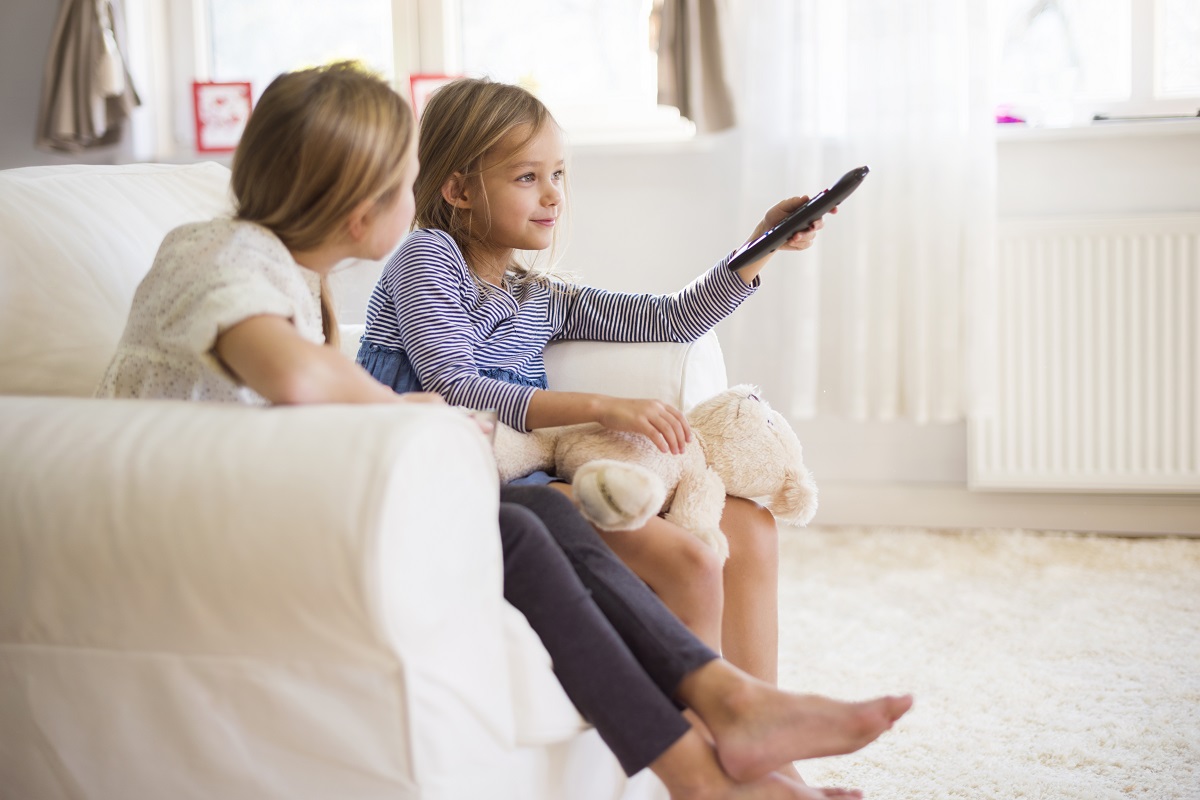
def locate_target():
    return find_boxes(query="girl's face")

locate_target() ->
[474,122,565,254]
[361,140,419,261]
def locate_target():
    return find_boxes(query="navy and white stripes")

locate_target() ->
[361,228,758,431]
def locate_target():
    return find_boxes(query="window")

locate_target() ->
[406,0,690,142]
[1158,0,1200,96]
[204,0,394,101]
[151,0,394,153]
[997,0,1200,126]
[155,0,688,155]
[451,0,688,140]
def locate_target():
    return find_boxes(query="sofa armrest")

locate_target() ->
[0,397,515,797]
[545,332,729,411]
[336,325,729,411]
[339,322,367,360]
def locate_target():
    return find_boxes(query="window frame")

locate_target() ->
[1000,0,1200,124]
[395,0,694,143]
[155,0,692,154]
[1090,0,1200,118]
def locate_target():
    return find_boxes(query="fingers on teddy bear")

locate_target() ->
[492,385,818,557]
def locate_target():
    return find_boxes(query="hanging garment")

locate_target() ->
[37,0,141,153]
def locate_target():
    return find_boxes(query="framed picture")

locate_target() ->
[408,74,458,119]
[193,81,253,153]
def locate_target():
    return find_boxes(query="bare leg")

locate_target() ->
[720,497,780,683]
[549,481,725,651]
[720,497,802,782]
[676,660,914,783]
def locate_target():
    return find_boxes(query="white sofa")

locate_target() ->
[0,163,729,800]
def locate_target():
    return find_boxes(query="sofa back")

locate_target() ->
[0,162,728,410]
[0,163,234,397]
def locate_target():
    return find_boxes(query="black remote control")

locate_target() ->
[727,166,869,272]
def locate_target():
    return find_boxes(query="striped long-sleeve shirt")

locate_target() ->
[361,228,759,431]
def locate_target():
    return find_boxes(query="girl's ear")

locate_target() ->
[441,172,472,209]
[345,197,376,242]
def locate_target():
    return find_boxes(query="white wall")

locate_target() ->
[997,126,1200,217]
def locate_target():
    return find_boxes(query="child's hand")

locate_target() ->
[596,397,691,455]
[753,195,836,252]
[730,196,838,283]
[397,392,445,404]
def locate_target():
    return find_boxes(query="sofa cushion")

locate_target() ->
[0,163,234,397]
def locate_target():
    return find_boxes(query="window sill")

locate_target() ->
[996,116,1200,143]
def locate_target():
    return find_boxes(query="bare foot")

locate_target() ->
[777,761,804,783]
[711,685,912,782]
[654,728,862,800]
[774,759,863,800]
[676,773,861,800]
[675,662,911,783]
[738,775,862,800]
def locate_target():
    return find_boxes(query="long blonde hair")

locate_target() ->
[414,77,565,287]
[231,61,416,345]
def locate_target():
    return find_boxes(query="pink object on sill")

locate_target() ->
[995,105,1026,125]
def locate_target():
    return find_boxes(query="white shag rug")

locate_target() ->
[777,527,1200,800]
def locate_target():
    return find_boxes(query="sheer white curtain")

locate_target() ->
[722,0,997,424]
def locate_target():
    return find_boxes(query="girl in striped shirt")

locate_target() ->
[358,78,832,709]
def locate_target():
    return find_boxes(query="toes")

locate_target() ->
[888,694,914,722]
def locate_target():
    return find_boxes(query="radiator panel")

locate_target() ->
[971,216,1200,492]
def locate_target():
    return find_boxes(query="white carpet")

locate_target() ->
[776,526,1200,800]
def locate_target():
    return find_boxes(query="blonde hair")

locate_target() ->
[414,77,565,287]
[231,61,416,345]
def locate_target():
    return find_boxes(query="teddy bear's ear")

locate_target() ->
[769,466,819,526]
[728,384,762,402]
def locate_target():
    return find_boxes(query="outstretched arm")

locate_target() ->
[549,197,831,345]
[216,314,443,406]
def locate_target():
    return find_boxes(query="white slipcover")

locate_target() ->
[0,162,727,800]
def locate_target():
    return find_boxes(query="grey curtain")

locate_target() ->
[656,0,736,133]
[37,0,141,153]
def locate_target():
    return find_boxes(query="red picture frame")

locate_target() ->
[408,74,458,119]
[193,81,253,153]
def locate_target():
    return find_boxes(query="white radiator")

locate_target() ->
[970,215,1200,493]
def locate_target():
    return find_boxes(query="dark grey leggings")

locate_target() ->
[498,485,717,776]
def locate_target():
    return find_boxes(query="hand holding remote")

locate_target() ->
[728,166,869,273]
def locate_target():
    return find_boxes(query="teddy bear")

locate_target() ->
[492,384,818,560]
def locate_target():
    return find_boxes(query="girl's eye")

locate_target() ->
[553,170,565,181]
